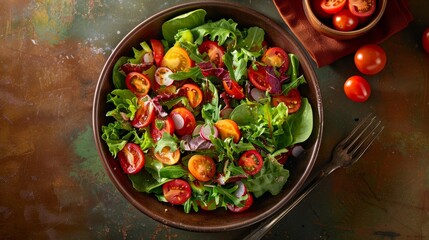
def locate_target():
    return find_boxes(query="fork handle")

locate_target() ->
[242,163,339,240]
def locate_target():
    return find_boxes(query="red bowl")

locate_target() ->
[93,1,323,232]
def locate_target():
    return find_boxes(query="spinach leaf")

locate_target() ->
[162,9,207,43]
[287,97,313,145]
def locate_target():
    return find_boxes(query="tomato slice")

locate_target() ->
[162,179,191,205]
[222,79,245,99]
[227,193,254,213]
[198,40,225,68]
[161,46,192,72]
[348,0,376,17]
[262,47,289,69]
[214,119,241,143]
[170,107,196,136]
[131,98,155,128]
[272,89,302,114]
[320,0,347,14]
[188,155,216,182]
[238,150,264,175]
[332,8,359,31]
[150,116,175,142]
[118,142,145,174]
[125,72,151,97]
[154,147,181,165]
[248,64,269,91]
[180,83,203,108]
[150,39,164,66]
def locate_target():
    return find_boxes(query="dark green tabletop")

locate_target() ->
[1,0,428,239]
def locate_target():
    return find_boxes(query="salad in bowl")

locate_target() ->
[93,1,322,232]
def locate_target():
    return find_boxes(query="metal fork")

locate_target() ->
[243,114,384,240]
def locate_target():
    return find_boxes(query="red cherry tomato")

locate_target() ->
[188,155,216,182]
[320,0,347,14]
[222,79,245,99]
[118,142,145,174]
[348,0,376,17]
[125,72,151,97]
[180,83,203,108]
[311,0,333,19]
[354,44,387,75]
[150,116,175,142]
[238,150,264,176]
[169,107,196,136]
[272,88,302,114]
[198,40,226,68]
[150,39,164,67]
[344,75,371,102]
[248,64,269,91]
[131,98,155,128]
[162,179,191,205]
[332,9,359,31]
[422,28,429,54]
[261,47,289,69]
[227,193,254,213]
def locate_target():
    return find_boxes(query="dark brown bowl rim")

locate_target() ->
[302,0,388,40]
[92,0,323,232]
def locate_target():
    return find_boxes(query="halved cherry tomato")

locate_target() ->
[150,116,175,142]
[118,142,145,174]
[423,28,429,54]
[162,179,191,205]
[354,44,386,75]
[214,119,241,143]
[188,155,216,182]
[348,0,376,18]
[154,147,180,165]
[344,75,371,102]
[170,107,196,136]
[180,83,203,108]
[262,47,289,69]
[311,0,333,19]
[248,64,269,91]
[238,150,264,175]
[125,72,151,97]
[131,98,155,128]
[150,39,165,67]
[320,0,346,14]
[333,9,359,31]
[272,89,302,114]
[222,79,245,99]
[198,40,226,68]
[161,46,192,72]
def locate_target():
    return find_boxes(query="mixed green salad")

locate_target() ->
[101,9,313,213]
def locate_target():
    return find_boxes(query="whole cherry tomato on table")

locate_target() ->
[354,44,386,75]
[422,28,429,54]
[344,75,371,102]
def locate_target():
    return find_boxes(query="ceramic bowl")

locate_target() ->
[93,1,323,232]
[302,0,387,40]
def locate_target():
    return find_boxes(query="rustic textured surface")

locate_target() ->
[1,0,428,239]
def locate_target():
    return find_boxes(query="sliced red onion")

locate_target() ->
[143,52,154,64]
[171,113,184,130]
[155,67,174,86]
[250,87,265,101]
[291,145,305,157]
[234,181,247,197]
[200,124,219,140]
